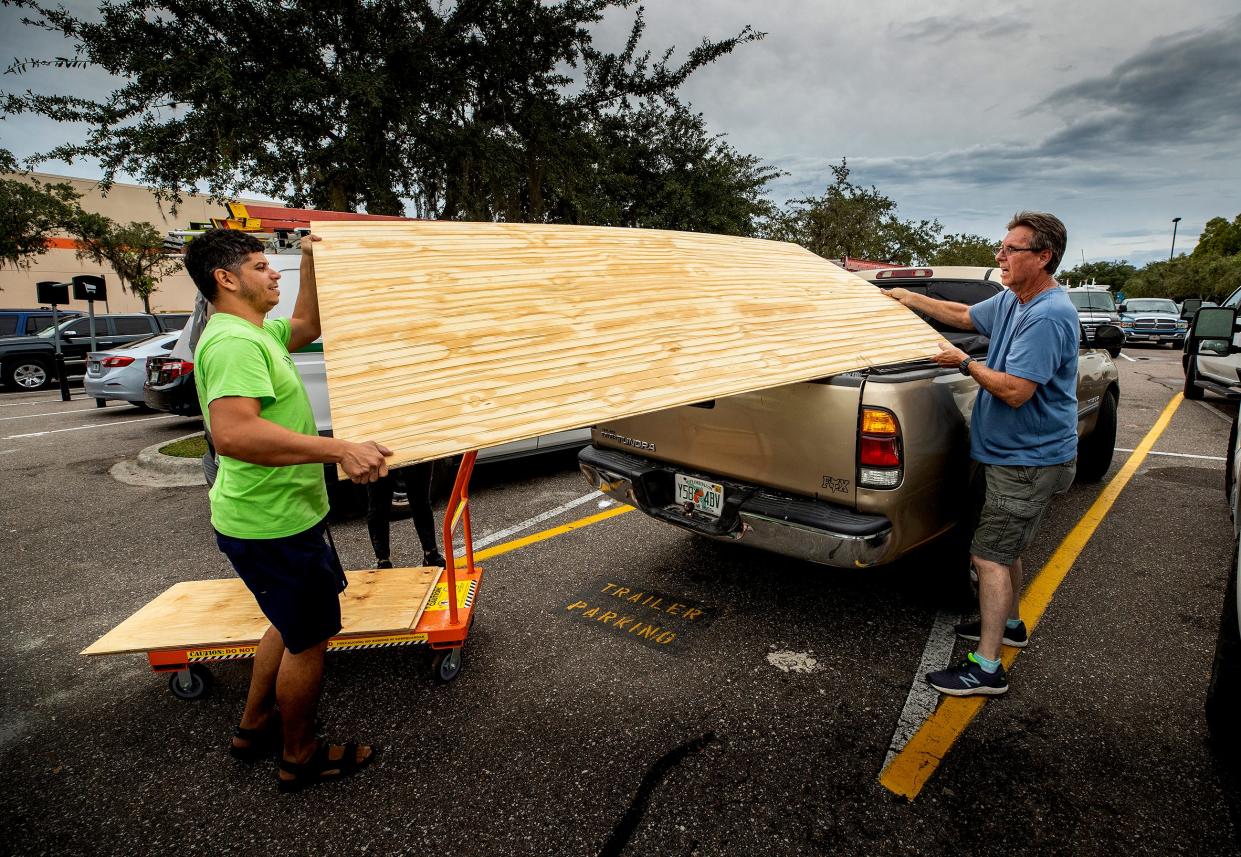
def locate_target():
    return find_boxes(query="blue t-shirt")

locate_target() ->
[967,287,1080,466]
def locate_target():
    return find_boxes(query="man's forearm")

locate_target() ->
[290,240,322,347]
[901,293,973,330]
[215,414,341,467]
[967,363,1036,409]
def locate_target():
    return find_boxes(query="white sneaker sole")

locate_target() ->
[929,681,1009,696]
[955,630,1028,649]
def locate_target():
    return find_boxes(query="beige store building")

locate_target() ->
[1,172,283,313]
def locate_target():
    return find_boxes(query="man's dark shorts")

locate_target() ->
[215,519,346,654]
[970,461,1076,566]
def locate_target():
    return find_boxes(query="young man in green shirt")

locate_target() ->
[185,228,390,791]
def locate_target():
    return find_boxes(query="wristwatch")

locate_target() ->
[959,357,975,376]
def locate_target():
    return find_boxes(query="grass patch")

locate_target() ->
[160,434,207,458]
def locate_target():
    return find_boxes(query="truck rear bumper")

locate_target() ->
[578,445,893,568]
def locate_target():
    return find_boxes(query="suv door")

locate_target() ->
[111,316,158,347]
[1197,287,1241,386]
[60,317,112,361]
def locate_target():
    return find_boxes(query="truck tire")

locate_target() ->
[1183,357,1205,400]
[1076,389,1117,483]
[1206,548,1241,759]
[4,357,52,391]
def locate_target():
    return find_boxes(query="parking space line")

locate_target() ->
[1115,447,1226,462]
[1118,352,1137,362]
[3,414,179,439]
[0,448,18,455]
[469,505,634,563]
[883,611,960,769]
[879,392,1186,800]
[0,398,68,407]
[468,490,606,551]
[0,408,101,421]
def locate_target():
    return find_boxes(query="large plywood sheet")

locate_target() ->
[82,567,441,656]
[310,222,945,467]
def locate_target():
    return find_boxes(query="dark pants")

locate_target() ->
[215,519,345,655]
[366,462,438,561]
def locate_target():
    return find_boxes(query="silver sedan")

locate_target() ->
[85,332,179,407]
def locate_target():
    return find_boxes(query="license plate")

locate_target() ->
[674,474,723,519]
[1152,335,1162,342]
[87,362,101,377]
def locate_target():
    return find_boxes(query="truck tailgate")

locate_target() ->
[593,376,864,505]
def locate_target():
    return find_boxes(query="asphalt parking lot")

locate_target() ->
[3,345,1240,856]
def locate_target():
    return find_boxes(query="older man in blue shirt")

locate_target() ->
[884,211,1079,696]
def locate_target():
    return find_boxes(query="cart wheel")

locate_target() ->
[432,648,463,682]
[168,665,213,700]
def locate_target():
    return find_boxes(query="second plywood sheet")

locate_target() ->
[83,567,442,656]
[310,222,945,467]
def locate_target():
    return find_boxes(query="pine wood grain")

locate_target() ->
[82,567,442,656]
[310,222,945,467]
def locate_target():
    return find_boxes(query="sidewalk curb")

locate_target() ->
[138,432,207,476]
[109,432,208,487]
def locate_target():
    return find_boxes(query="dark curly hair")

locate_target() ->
[183,229,265,302]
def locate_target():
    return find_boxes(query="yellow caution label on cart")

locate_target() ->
[329,632,427,651]
[188,645,258,661]
[424,580,477,612]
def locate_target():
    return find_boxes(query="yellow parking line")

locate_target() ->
[469,504,634,563]
[879,392,1187,800]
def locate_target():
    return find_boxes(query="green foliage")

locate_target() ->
[3,0,770,232]
[1194,215,1241,258]
[1056,260,1138,291]
[0,148,81,271]
[67,212,182,312]
[764,160,942,264]
[1124,254,1241,303]
[928,233,999,266]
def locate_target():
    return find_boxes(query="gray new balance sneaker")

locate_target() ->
[955,618,1028,648]
[927,653,1009,696]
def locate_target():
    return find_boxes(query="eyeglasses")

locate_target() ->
[997,244,1039,257]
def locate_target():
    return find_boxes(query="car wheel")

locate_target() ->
[1227,418,1237,502]
[1206,546,1241,758]
[5,358,52,391]
[1107,346,1121,358]
[1184,356,1205,401]
[1076,389,1117,483]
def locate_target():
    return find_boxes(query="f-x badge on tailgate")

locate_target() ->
[822,476,850,493]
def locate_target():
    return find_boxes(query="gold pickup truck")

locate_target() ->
[578,266,1121,570]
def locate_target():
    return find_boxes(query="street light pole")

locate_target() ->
[1170,216,1182,261]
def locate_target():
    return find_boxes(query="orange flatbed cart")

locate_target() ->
[83,453,483,700]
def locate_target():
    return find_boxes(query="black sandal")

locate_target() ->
[278,741,377,793]
[229,712,281,762]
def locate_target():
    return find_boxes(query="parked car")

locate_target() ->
[0,312,188,391]
[84,332,179,407]
[1188,307,1241,757]
[579,265,1121,575]
[1183,285,1241,400]
[153,249,591,490]
[1117,297,1188,348]
[0,307,83,337]
[1067,285,1124,357]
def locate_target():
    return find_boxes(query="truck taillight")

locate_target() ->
[859,407,902,488]
[101,355,135,368]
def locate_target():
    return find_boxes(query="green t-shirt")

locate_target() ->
[195,313,328,538]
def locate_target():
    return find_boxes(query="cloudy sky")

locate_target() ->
[3,0,1238,267]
